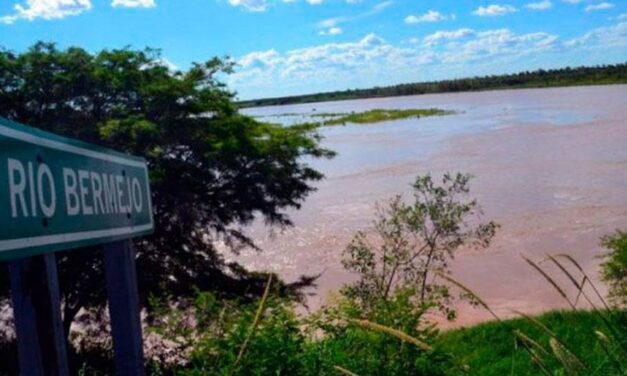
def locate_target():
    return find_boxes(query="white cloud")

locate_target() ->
[473,4,518,17]
[585,2,615,12]
[404,10,448,24]
[618,13,627,20]
[423,28,475,46]
[319,26,342,35]
[111,0,155,8]
[239,49,283,69]
[525,1,552,10]
[564,21,627,47]
[225,0,367,12]
[231,27,569,97]
[1,0,92,24]
[318,17,344,28]
[228,0,268,12]
[316,1,392,32]
[440,29,558,63]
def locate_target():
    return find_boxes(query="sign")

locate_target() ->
[0,117,153,261]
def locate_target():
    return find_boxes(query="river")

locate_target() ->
[236,85,627,326]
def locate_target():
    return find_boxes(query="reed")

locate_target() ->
[553,253,611,311]
[514,330,551,358]
[233,274,273,368]
[435,271,501,321]
[333,365,360,376]
[541,254,586,306]
[522,255,576,309]
[545,255,626,355]
[549,337,586,374]
[595,330,626,373]
[350,319,433,351]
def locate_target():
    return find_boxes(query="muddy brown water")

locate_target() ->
[234,85,627,327]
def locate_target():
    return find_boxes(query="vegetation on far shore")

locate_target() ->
[318,108,454,126]
[238,63,627,107]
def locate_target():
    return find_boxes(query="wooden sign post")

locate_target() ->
[9,253,69,376]
[104,240,145,375]
[0,117,154,375]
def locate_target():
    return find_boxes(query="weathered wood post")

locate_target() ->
[1,117,154,376]
[104,240,145,375]
[9,253,69,376]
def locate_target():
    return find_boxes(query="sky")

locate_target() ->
[0,1,626,100]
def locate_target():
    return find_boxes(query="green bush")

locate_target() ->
[304,288,457,376]
[148,289,308,376]
[601,231,627,307]
[147,285,456,376]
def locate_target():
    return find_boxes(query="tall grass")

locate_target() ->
[438,254,626,376]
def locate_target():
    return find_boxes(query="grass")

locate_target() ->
[437,310,626,376]
[320,108,453,126]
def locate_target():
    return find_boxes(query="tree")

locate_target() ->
[341,173,498,319]
[0,42,334,342]
[600,230,627,307]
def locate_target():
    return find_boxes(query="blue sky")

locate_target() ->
[1,1,626,99]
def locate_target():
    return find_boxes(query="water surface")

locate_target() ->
[236,85,627,325]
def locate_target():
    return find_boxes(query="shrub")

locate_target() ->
[341,173,498,319]
[600,231,627,307]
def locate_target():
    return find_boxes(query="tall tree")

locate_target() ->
[0,42,334,340]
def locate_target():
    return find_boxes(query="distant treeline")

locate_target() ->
[238,63,627,108]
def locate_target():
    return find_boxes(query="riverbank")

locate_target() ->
[238,64,627,108]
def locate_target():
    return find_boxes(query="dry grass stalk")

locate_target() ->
[514,330,551,358]
[542,254,587,306]
[552,254,610,311]
[549,337,586,374]
[350,319,433,352]
[511,309,592,373]
[527,348,552,376]
[233,274,273,369]
[510,309,557,338]
[595,331,626,373]
[522,255,576,310]
[434,271,500,321]
[549,254,626,355]
[334,365,360,376]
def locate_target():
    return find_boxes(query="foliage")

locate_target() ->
[239,63,627,107]
[341,173,498,319]
[600,231,627,307]
[149,289,308,376]
[0,42,334,344]
[319,108,453,126]
[304,288,457,376]
[145,285,456,376]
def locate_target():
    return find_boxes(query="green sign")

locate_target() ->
[0,117,153,261]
